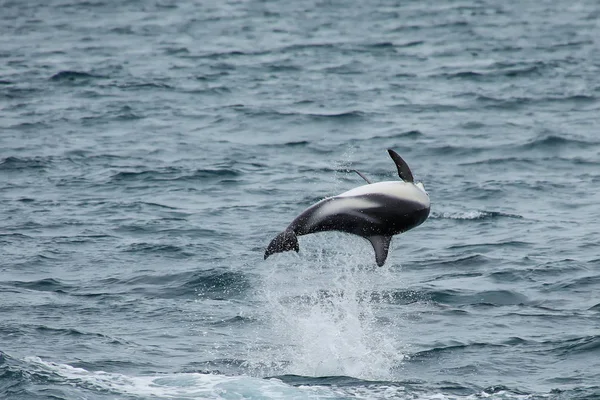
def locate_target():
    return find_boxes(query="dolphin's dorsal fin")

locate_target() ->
[387,149,414,183]
[367,235,392,266]
[352,169,372,184]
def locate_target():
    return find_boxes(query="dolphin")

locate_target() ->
[264,149,430,266]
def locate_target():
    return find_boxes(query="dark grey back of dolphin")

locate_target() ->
[387,149,414,183]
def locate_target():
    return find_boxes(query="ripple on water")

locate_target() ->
[49,70,106,82]
[0,156,50,171]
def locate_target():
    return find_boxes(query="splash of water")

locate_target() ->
[252,234,408,381]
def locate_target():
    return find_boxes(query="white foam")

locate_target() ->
[21,356,543,400]
[22,356,335,399]
[440,211,487,220]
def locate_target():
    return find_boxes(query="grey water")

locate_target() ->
[1,0,600,398]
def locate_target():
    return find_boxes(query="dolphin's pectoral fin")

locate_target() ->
[352,169,372,184]
[387,149,414,183]
[367,235,392,267]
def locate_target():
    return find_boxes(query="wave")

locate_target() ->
[449,240,530,251]
[482,94,597,110]
[390,20,470,33]
[109,167,241,183]
[164,46,190,55]
[184,270,250,299]
[262,141,335,155]
[546,335,600,357]
[121,242,193,257]
[186,48,269,59]
[426,288,530,306]
[209,315,254,327]
[353,130,424,142]
[50,70,105,81]
[442,90,597,111]
[0,343,590,399]
[229,105,366,120]
[101,269,251,299]
[321,62,366,75]
[458,156,533,166]
[4,269,250,300]
[8,278,73,293]
[182,85,232,95]
[429,144,486,156]
[518,134,596,151]
[0,232,33,240]
[431,211,523,220]
[447,71,483,79]
[438,61,551,80]
[190,168,241,178]
[324,286,528,307]
[271,374,383,386]
[0,356,326,399]
[0,355,460,400]
[115,81,174,90]
[34,326,126,343]
[292,285,530,307]
[289,110,365,120]
[282,140,311,147]
[423,254,493,269]
[488,269,532,283]
[410,341,505,360]
[0,156,50,171]
[456,155,600,168]
[544,274,600,291]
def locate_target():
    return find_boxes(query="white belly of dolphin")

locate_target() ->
[308,197,380,226]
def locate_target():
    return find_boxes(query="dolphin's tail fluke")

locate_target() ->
[264,229,299,260]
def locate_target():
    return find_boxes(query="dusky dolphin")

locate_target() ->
[264,149,430,266]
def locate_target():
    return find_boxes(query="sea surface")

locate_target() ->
[1,0,600,399]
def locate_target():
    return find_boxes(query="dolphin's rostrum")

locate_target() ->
[264,149,430,266]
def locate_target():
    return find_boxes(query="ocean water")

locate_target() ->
[1,0,600,399]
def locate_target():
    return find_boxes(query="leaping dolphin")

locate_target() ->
[264,149,430,266]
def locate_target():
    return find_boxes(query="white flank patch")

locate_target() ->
[309,197,378,226]
[337,181,430,207]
